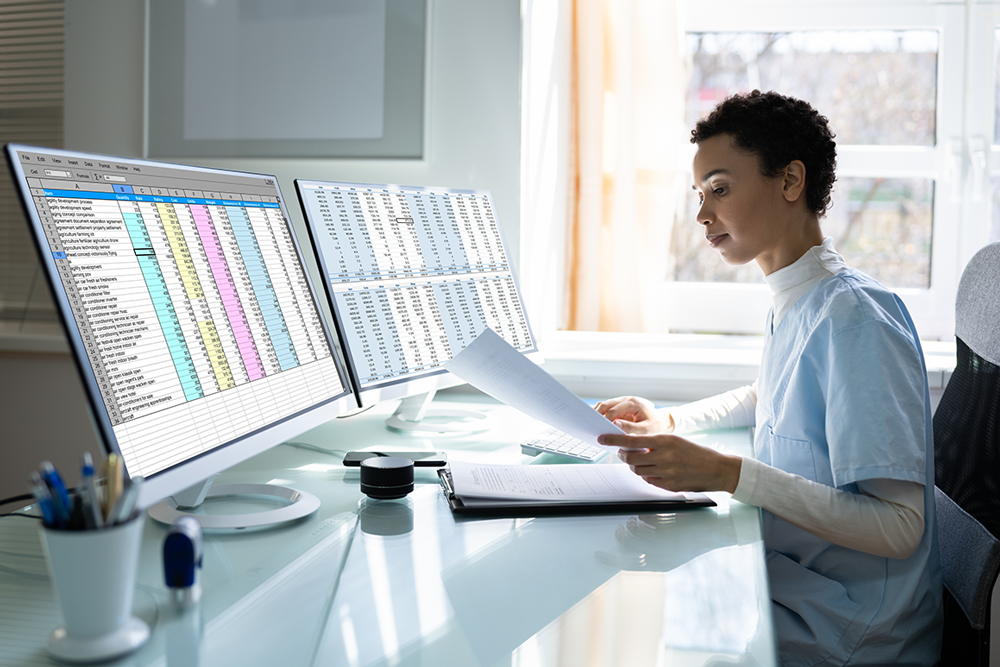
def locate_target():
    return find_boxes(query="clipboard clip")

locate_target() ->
[437,468,455,498]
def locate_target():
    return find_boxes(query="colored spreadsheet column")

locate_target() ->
[226,205,299,372]
[158,202,237,392]
[157,203,204,300]
[197,320,236,390]
[190,204,257,387]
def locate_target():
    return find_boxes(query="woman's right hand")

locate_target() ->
[594,396,673,435]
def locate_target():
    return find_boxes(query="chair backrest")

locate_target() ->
[955,242,1000,368]
[936,487,1000,630]
[935,242,1000,536]
[935,242,1000,665]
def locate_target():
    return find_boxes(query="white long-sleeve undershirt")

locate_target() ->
[666,385,925,559]
[665,239,926,560]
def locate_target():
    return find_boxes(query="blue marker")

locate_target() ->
[40,461,72,526]
[29,472,58,527]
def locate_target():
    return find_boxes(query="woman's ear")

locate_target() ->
[782,160,807,203]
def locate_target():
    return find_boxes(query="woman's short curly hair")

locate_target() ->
[690,90,837,217]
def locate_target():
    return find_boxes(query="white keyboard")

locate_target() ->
[520,427,607,462]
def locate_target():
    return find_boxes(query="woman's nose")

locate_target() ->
[697,200,712,226]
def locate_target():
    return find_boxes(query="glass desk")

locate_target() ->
[0,395,775,666]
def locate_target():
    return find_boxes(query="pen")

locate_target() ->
[103,453,124,525]
[69,494,86,530]
[40,461,72,527]
[111,476,143,525]
[29,471,58,527]
[81,452,104,529]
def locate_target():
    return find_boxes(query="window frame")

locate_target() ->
[969,3,1000,250]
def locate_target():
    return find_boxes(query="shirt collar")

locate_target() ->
[764,237,850,329]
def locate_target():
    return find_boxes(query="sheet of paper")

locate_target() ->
[448,461,685,502]
[444,328,625,448]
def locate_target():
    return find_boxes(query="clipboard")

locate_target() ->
[437,469,716,518]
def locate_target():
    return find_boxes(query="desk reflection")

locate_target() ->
[165,602,203,667]
[595,508,740,571]
[444,505,762,666]
[178,512,357,667]
[313,484,772,667]
[358,497,415,537]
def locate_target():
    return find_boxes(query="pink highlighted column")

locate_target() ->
[191,205,266,381]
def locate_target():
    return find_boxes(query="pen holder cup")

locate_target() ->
[40,515,150,663]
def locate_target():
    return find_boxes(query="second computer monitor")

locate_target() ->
[295,179,536,426]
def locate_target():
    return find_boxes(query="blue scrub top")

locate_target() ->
[755,269,942,666]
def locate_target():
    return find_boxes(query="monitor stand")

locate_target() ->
[147,477,320,531]
[384,390,490,434]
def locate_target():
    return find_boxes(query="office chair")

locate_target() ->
[934,241,1000,667]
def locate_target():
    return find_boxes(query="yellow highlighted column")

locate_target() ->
[198,320,236,390]
[158,203,204,300]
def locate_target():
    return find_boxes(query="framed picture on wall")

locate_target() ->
[147,0,426,159]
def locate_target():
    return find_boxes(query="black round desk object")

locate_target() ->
[360,456,414,499]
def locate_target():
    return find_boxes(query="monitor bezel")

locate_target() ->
[294,178,539,409]
[5,144,356,509]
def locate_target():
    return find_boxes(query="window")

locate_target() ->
[678,30,938,289]
[977,7,1000,246]
[0,0,63,323]
[669,2,965,338]
[521,0,986,343]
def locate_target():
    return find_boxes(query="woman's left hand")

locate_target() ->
[597,432,743,494]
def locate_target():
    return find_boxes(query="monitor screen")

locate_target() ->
[295,179,536,408]
[6,145,354,511]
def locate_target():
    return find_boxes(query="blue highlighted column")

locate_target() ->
[121,211,152,250]
[225,205,299,371]
[123,211,203,401]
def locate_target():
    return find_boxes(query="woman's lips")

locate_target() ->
[707,233,728,248]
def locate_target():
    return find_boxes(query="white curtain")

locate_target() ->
[567,0,687,333]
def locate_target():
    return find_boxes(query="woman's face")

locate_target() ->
[692,134,800,275]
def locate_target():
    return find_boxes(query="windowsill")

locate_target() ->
[536,330,957,401]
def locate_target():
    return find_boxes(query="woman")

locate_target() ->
[597,90,942,666]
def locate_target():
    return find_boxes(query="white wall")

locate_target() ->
[63,1,146,158]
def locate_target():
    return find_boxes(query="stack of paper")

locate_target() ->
[448,461,688,502]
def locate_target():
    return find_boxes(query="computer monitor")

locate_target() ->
[294,179,537,432]
[6,144,355,529]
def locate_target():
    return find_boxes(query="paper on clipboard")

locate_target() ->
[443,328,625,449]
[447,460,685,502]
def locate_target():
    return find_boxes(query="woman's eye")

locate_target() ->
[713,187,726,196]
